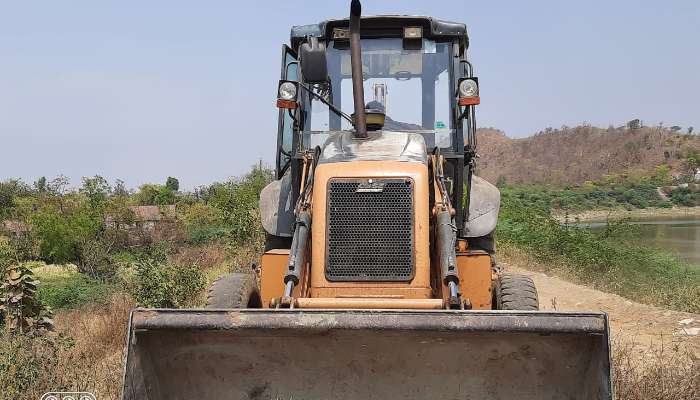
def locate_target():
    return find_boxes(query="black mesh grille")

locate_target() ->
[326,178,414,281]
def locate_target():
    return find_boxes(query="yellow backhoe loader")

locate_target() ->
[122,2,612,398]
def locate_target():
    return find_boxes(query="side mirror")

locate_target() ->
[299,37,328,83]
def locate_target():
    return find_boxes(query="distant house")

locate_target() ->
[105,205,183,244]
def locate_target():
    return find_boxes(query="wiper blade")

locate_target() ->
[298,82,354,124]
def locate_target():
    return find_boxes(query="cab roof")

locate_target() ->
[290,15,468,51]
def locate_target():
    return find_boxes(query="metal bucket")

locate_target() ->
[122,309,612,400]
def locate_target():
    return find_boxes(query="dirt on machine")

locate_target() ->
[121,1,612,399]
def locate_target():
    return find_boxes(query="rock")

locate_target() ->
[678,318,694,325]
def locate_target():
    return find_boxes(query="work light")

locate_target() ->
[276,80,298,109]
[457,77,480,106]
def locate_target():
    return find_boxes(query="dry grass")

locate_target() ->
[10,293,134,400]
[169,242,228,270]
[614,338,699,400]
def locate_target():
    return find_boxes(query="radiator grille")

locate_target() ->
[326,178,414,281]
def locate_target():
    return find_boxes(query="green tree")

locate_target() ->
[165,177,180,192]
[33,177,47,193]
[31,198,102,264]
[686,148,699,170]
[205,166,273,243]
[133,184,177,206]
[652,165,673,186]
[80,175,111,209]
[113,179,129,197]
[0,179,32,218]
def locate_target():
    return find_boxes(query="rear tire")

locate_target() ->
[494,273,539,310]
[206,273,262,309]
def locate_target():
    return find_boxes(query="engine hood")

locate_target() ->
[318,131,427,165]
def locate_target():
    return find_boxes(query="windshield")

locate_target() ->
[306,38,452,140]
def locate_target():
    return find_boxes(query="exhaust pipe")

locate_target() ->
[349,0,367,138]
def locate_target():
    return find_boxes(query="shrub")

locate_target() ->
[76,237,118,280]
[37,273,115,310]
[0,238,17,272]
[131,261,206,308]
[0,331,73,399]
[668,185,699,207]
[501,182,671,212]
[180,203,230,244]
[0,265,53,333]
[204,167,273,244]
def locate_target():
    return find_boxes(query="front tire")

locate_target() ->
[494,273,539,310]
[206,273,262,308]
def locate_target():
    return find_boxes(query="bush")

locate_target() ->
[204,167,272,244]
[0,238,17,272]
[76,237,118,280]
[501,182,671,212]
[0,265,53,333]
[37,273,115,310]
[180,203,230,244]
[0,331,73,399]
[668,185,699,207]
[131,261,206,308]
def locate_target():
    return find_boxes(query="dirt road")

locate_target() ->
[504,263,700,356]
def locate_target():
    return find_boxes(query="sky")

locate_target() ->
[1,1,699,188]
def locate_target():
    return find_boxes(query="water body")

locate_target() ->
[579,215,700,265]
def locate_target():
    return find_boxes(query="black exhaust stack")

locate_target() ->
[349,0,367,139]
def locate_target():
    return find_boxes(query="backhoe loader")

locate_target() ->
[122,2,612,398]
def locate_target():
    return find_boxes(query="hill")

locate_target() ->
[476,125,699,185]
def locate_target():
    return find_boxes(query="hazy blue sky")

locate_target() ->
[1,1,699,188]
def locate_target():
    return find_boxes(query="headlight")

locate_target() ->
[458,79,479,98]
[278,82,297,100]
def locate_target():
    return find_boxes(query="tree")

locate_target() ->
[34,177,47,193]
[31,198,102,264]
[652,165,673,186]
[165,177,180,192]
[688,126,694,135]
[0,179,32,218]
[133,184,177,206]
[113,179,129,197]
[80,175,111,208]
[47,175,70,196]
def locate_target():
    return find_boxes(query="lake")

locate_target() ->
[579,215,700,265]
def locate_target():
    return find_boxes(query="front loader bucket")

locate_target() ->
[122,309,612,400]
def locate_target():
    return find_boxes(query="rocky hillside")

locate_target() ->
[476,125,699,185]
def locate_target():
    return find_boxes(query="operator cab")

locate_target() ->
[273,15,488,239]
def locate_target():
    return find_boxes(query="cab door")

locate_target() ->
[276,45,298,179]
